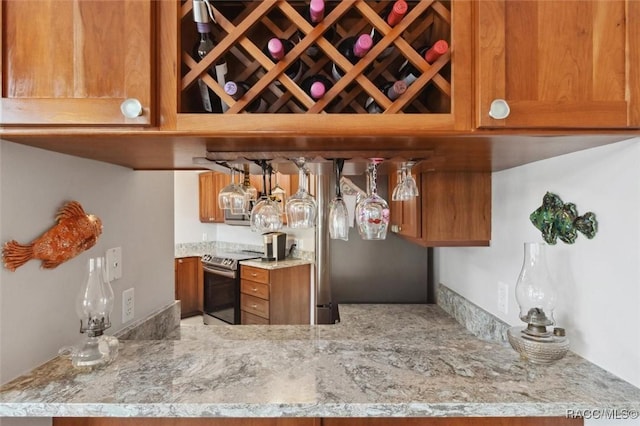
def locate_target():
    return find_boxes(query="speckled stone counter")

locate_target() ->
[1,305,639,418]
[240,258,314,270]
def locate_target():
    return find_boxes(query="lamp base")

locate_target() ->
[507,326,569,364]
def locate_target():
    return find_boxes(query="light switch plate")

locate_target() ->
[106,247,122,281]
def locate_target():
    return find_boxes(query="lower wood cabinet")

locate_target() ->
[389,171,491,246]
[174,257,203,318]
[240,264,311,325]
[53,417,581,426]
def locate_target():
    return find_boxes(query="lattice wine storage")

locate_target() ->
[180,0,452,114]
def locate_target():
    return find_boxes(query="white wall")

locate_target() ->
[174,171,315,250]
[0,141,175,386]
[436,138,640,391]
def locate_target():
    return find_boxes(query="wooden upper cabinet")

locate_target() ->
[1,0,155,126]
[199,171,230,223]
[162,0,473,134]
[476,0,640,129]
[389,171,491,247]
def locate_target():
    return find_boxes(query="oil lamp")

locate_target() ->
[508,242,569,363]
[61,257,118,369]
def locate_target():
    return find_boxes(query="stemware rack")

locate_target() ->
[180,0,452,114]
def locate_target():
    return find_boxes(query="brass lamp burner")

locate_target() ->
[522,307,554,338]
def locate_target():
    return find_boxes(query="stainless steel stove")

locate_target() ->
[201,251,261,325]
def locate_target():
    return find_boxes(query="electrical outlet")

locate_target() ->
[497,282,509,315]
[122,288,134,323]
[106,247,122,281]
[202,233,207,241]
[293,238,303,250]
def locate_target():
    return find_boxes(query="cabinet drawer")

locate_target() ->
[241,294,269,319]
[241,265,269,284]
[241,280,269,300]
[242,310,270,325]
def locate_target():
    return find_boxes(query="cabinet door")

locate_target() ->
[199,172,216,222]
[476,0,640,128]
[269,264,311,325]
[175,257,202,318]
[1,0,154,126]
[420,172,491,246]
[199,172,230,223]
[390,172,491,247]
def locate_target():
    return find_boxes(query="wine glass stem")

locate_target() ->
[298,165,307,193]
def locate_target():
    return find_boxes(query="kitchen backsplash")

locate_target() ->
[175,241,315,262]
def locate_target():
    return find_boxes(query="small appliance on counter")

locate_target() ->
[262,231,286,261]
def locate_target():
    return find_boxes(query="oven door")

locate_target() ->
[203,265,240,325]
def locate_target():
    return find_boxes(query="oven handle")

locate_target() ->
[203,265,237,279]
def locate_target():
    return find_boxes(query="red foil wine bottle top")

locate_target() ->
[354,34,373,57]
[268,38,285,60]
[310,82,326,99]
[424,40,449,63]
[309,0,325,23]
[388,0,409,26]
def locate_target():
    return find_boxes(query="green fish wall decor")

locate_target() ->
[530,192,598,245]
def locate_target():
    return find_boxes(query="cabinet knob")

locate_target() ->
[489,99,510,119]
[120,98,143,118]
[252,287,258,292]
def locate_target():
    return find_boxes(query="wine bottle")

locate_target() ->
[397,40,449,86]
[331,34,374,81]
[370,0,409,59]
[364,80,407,114]
[264,38,304,86]
[224,81,267,113]
[301,74,334,101]
[297,0,336,58]
[192,0,228,113]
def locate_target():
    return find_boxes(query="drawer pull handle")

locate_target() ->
[252,304,257,308]
[252,288,258,292]
[251,273,258,277]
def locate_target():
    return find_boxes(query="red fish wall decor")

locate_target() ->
[2,201,103,271]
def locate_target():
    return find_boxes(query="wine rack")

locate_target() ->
[180,0,452,114]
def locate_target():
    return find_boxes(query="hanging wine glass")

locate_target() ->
[270,166,287,216]
[286,157,317,228]
[391,167,403,202]
[218,167,247,213]
[241,164,258,213]
[328,159,349,241]
[355,159,390,240]
[403,161,419,198]
[250,161,283,232]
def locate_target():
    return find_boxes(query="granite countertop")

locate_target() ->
[240,257,313,270]
[1,304,639,418]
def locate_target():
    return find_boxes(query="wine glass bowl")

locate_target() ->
[356,193,390,240]
[391,162,419,202]
[218,167,247,213]
[250,197,283,232]
[286,158,317,229]
[250,161,283,233]
[356,160,390,240]
[328,197,349,240]
[328,159,349,241]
